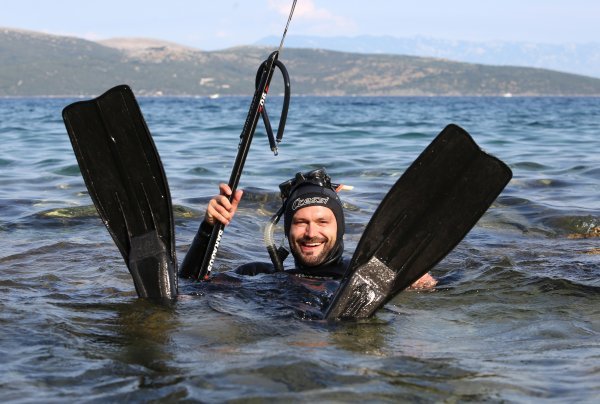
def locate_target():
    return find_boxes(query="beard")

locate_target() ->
[290,235,334,267]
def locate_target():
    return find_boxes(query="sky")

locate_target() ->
[1,0,598,50]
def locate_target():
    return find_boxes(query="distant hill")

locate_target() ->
[2,28,600,97]
[257,34,600,79]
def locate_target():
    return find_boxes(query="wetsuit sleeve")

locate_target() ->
[178,220,214,278]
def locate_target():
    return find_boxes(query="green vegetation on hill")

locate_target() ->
[2,28,600,97]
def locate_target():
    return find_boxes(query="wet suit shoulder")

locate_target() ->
[235,258,349,279]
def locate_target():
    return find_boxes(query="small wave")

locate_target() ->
[435,248,600,303]
[543,215,600,237]
[186,165,214,176]
[37,205,98,219]
[582,166,600,178]
[492,194,600,237]
[0,205,101,232]
[396,131,429,139]
[511,161,550,171]
[34,158,65,168]
[53,164,82,176]
[524,178,572,188]
[0,157,17,167]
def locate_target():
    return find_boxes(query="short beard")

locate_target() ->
[291,236,331,267]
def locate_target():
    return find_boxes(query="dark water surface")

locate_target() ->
[1,95,599,402]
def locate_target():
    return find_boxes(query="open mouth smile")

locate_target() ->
[298,238,326,254]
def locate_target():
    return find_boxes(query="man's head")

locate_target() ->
[283,181,345,268]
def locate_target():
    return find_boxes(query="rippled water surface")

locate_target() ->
[1,94,599,402]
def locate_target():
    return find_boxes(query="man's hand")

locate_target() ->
[409,272,437,289]
[205,183,243,226]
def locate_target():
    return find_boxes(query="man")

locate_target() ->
[183,169,436,288]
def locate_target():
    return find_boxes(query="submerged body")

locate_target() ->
[182,177,437,290]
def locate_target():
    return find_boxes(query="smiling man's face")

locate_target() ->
[288,205,338,267]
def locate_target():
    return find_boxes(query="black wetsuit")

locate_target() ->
[234,257,349,279]
[184,221,348,279]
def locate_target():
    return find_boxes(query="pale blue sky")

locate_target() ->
[1,0,598,50]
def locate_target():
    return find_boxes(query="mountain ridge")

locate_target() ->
[256,34,600,79]
[2,28,600,97]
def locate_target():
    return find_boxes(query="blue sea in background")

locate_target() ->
[0,94,599,402]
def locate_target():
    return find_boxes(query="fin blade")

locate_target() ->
[62,85,177,298]
[326,124,512,319]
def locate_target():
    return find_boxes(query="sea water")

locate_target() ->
[0,94,598,402]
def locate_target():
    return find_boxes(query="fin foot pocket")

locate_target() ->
[129,231,177,299]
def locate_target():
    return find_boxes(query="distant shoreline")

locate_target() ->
[3,27,600,96]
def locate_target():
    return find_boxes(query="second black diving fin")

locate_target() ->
[62,85,177,299]
[325,124,512,320]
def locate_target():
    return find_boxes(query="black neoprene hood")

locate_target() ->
[282,183,345,268]
[283,183,345,237]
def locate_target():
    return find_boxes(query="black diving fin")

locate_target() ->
[325,124,512,320]
[62,85,177,299]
